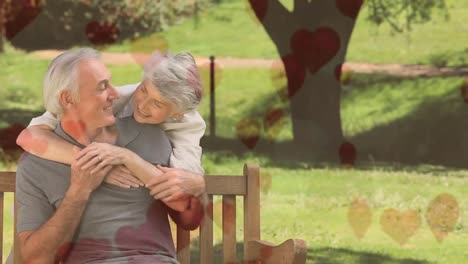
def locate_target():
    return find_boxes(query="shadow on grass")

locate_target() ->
[201,136,339,165]
[186,240,430,264]
[350,79,468,170]
[201,137,468,177]
[350,73,409,87]
[203,74,468,170]
[308,247,431,264]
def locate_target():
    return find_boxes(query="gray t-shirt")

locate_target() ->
[16,116,178,263]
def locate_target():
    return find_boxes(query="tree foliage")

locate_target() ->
[45,0,208,38]
[366,0,449,32]
[2,0,210,50]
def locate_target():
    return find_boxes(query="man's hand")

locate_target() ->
[104,165,144,188]
[145,165,205,202]
[70,146,113,197]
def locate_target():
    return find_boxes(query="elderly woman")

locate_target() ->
[10,48,206,264]
[17,51,206,212]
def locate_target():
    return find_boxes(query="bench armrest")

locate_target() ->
[245,238,307,264]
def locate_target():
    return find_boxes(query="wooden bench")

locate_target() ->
[0,163,307,263]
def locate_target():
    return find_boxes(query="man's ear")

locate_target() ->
[59,90,75,109]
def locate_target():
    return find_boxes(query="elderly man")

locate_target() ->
[14,48,203,263]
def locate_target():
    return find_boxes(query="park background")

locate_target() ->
[0,0,467,263]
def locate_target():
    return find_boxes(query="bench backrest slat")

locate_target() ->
[0,172,15,192]
[222,194,237,264]
[0,192,3,262]
[205,175,246,195]
[199,194,214,264]
[176,226,190,264]
[243,164,260,261]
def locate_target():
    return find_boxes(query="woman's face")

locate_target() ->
[133,79,179,124]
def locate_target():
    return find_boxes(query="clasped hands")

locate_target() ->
[71,142,205,212]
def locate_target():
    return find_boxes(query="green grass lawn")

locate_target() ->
[104,0,468,67]
[1,51,468,263]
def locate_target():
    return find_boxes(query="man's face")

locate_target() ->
[132,79,177,124]
[72,59,119,130]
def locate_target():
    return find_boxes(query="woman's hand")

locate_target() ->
[145,165,205,202]
[104,165,144,188]
[75,142,129,173]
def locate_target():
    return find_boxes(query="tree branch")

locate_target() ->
[248,0,290,38]
[293,0,308,13]
[378,0,404,32]
[269,0,290,17]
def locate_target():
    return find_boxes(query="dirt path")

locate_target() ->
[32,50,468,78]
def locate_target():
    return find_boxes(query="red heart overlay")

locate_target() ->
[264,108,285,141]
[339,142,356,165]
[290,27,341,74]
[282,27,341,98]
[264,108,283,129]
[241,136,260,150]
[208,200,236,234]
[86,21,120,46]
[200,201,214,229]
[0,124,26,151]
[260,245,273,260]
[4,0,43,40]
[115,202,161,254]
[221,200,236,235]
[57,239,113,262]
[336,0,363,20]
[62,119,87,141]
[281,54,306,98]
[13,127,49,156]
[236,118,261,149]
[186,64,203,103]
[173,196,204,230]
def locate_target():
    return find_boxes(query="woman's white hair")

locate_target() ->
[43,48,100,116]
[143,51,203,113]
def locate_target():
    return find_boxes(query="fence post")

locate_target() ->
[209,55,216,138]
[0,0,5,53]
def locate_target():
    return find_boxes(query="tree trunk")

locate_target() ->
[249,0,362,160]
[289,71,343,159]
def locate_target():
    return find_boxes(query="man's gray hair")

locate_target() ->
[143,51,203,113]
[43,48,101,116]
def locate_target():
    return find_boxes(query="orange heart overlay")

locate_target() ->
[270,59,290,102]
[260,171,272,194]
[347,198,372,239]
[199,62,223,96]
[425,193,459,242]
[380,209,421,245]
